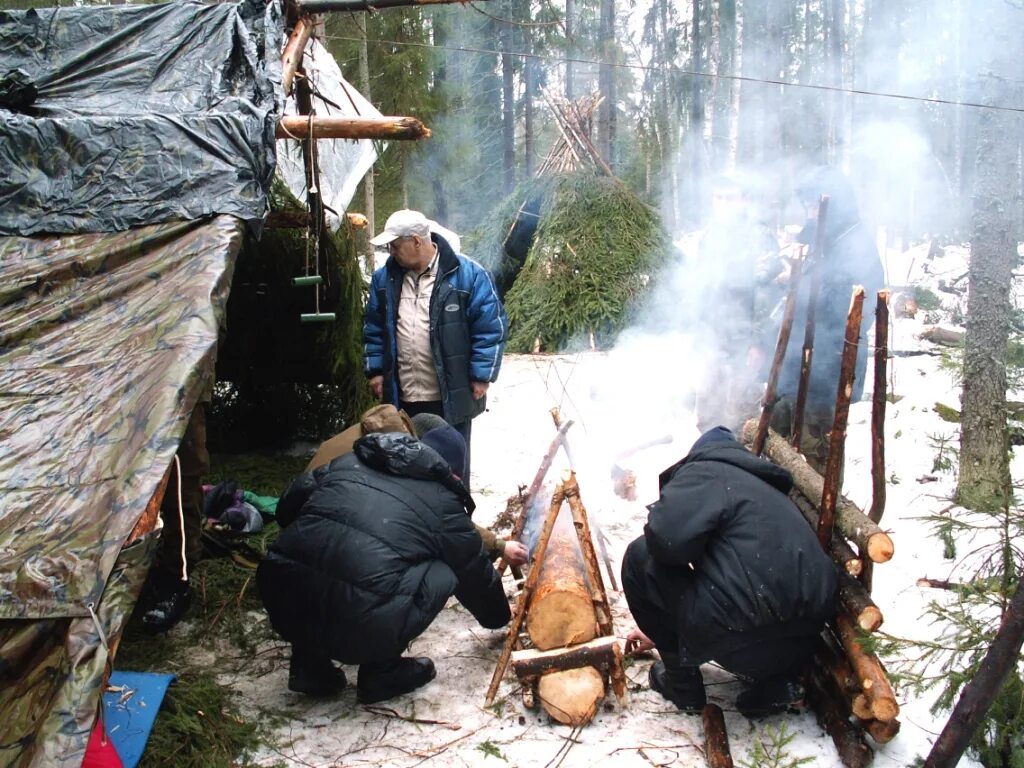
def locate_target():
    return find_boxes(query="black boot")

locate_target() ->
[736,675,805,718]
[142,580,192,633]
[288,646,347,697]
[357,657,436,704]
[648,662,706,713]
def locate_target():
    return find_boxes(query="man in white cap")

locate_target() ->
[364,209,508,485]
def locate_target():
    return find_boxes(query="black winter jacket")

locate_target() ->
[644,435,837,659]
[257,433,510,664]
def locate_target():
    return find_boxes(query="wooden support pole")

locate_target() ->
[790,491,863,577]
[281,16,313,96]
[834,613,900,722]
[276,115,432,141]
[563,473,614,638]
[817,286,865,550]
[869,291,890,526]
[299,0,484,11]
[484,484,566,707]
[791,196,831,449]
[702,703,734,768]
[753,253,804,456]
[496,420,573,576]
[741,422,894,563]
[511,636,619,678]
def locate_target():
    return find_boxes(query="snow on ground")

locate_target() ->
[229,241,1000,767]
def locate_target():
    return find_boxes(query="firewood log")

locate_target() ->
[790,491,863,577]
[511,637,619,678]
[537,667,604,726]
[917,326,964,347]
[741,423,894,563]
[834,614,900,722]
[526,510,598,651]
[805,666,874,768]
[859,717,901,745]
[702,703,734,768]
[276,115,431,140]
[837,571,884,632]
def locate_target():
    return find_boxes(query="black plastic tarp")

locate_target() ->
[0,0,281,236]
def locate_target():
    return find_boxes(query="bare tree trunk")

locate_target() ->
[356,13,375,239]
[524,58,535,178]
[713,0,736,170]
[500,20,516,195]
[956,0,1018,511]
[598,0,615,166]
[565,0,575,100]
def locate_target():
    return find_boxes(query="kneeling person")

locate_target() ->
[622,426,837,717]
[257,426,511,702]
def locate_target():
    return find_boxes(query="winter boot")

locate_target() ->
[288,647,347,697]
[357,657,437,704]
[648,661,706,713]
[735,675,805,718]
[141,580,192,634]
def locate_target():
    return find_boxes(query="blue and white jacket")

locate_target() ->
[363,233,508,425]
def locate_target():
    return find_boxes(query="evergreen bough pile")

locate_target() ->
[479,171,670,353]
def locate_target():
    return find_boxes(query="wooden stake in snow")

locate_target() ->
[817,286,865,550]
[792,196,831,449]
[753,252,804,456]
[862,290,891,593]
[702,703,734,768]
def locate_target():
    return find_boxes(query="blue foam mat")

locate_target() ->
[102,671,176,768]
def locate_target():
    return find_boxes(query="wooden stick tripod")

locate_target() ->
[484,471,627,715]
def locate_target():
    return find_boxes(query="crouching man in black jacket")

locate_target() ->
[257,427,511,703]
[622,426,837,717]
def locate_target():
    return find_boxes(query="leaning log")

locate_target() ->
[834,613,899,722]
[538,667,604,726]
[702,703,734,768]
[837,570,884,633]
[281,16,313,95]
[741,422,894,563]
[511,636,619,679]
[790,491,863,577]
[276,115,432,141]
[806,664,874,768]
[753,254,805,456]
[917,326,964,347]
[525,510,598,651]
[817,287,865,549]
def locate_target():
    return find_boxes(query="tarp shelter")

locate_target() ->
[0,2,281,765]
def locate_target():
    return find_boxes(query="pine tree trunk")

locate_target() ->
[713,0,736,169]
[689,0,705,220]
[955,0,1017,511]
[524,57,535,178]
[598,0,615,166]
[565,0,575,100]
[500,20,516,196]
[356,14,375,238]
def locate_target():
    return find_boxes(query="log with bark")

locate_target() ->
[917,326,964,347]
[833,613,900,722]
[281,16,313,95]
[860,717,901,745]
[837,569,884,633]
[702,703,734,768]
[805,664,875,768]
[817,286,865,549]
[276,115,432,140]
[525,510,598,651]
[790,491,863,577]
[563,473,614,637]
[511,636,619,679]
[741,422,894,563]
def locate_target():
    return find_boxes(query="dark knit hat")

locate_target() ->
[411,412,449,438]
[421,425,467,479]
[690,425,736,453]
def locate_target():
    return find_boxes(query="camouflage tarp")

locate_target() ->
[0,215,242,766]
[0,0,281,236]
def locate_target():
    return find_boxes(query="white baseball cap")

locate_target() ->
[369,209,431,246]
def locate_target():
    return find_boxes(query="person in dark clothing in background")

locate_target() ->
[257,427,511,702]
[621,426,837,717]
[364,209,508,488]
[770,166,885,472]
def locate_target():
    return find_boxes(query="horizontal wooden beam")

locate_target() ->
[298,0,480,12]
[511,636,619,680]
[276,115,431,141]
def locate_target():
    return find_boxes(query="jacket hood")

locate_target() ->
[795,165,860,243]
[353,432,475,513]
[660,433,794,496]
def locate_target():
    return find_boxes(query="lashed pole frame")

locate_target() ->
[816,287,865,550]
[861,289,890,593]
[791,195,831,449]
[299,0,486,11]
[752,250,805,455]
